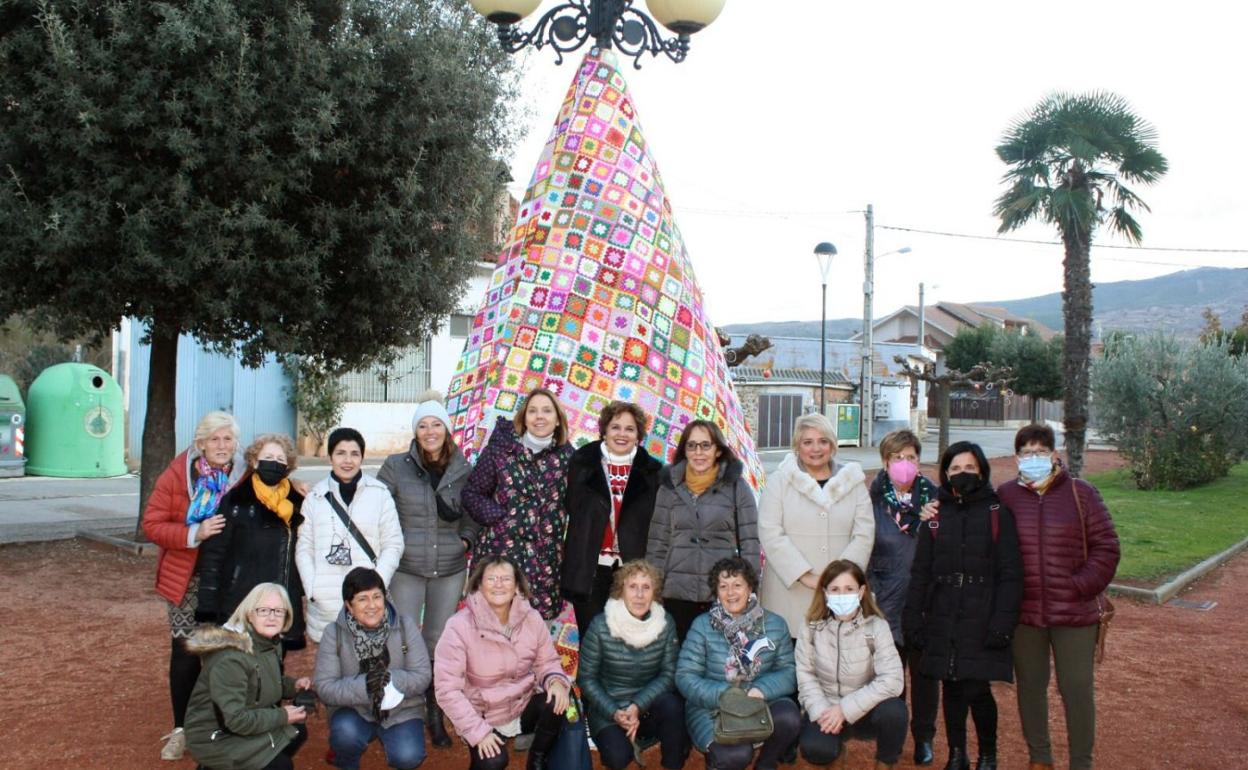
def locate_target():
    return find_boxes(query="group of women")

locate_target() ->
[143,388,1119,770]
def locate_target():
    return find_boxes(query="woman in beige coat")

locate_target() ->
[796,560,906,769]
[759,413,874,637]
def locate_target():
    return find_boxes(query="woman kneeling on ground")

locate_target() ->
[184,583,311,770]
[578,559,690,770]
[676,556,800,770]
[434,554,571,770]
[315,567,430,770]
[797,560,907,769]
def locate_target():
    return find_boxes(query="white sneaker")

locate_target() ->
[160,728,186,760]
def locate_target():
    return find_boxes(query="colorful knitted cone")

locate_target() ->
[446,48,763,491]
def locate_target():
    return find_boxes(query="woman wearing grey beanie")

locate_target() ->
[377,390,478,748]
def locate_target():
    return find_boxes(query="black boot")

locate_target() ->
[943,747,971,770]
[426,686,451,748]
[526,749,550,770]
[974,752,997,770]
[914,739,935,766]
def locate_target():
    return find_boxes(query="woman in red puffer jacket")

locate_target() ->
[996,424,1120,770]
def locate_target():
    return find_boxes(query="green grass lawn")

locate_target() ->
[1089,462,1248,583]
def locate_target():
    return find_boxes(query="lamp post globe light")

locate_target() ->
[813,242,837,415]
[469,0,726,67]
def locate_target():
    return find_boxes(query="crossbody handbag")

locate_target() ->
[1072,480,1115,663]
[714,684,773,745]
[326,493,378,566]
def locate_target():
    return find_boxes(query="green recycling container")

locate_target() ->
[25,363,127,477]
[0,375,26,477]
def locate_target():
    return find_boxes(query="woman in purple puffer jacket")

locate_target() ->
[462,388,574,621]
[996,423,1120,770]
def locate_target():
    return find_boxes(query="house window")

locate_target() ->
[339,341,431,402]
[448,314,473,338]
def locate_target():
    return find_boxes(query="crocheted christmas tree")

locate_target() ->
[446,48,763,491]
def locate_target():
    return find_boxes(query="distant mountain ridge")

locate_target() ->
[723,267,1248,339]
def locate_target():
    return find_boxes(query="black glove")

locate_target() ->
[984,630,1012,649]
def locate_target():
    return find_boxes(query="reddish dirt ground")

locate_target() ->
[3,449,1244,769]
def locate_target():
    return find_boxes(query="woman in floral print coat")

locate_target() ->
[463,388,574,621]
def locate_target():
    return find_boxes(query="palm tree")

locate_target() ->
[994,92,1167,476]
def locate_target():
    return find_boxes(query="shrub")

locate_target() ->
[1092,334,1248,489]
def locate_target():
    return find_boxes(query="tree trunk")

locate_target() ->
[938,381,951,459]
[135,321,179,539]
[1061,228,1093,477]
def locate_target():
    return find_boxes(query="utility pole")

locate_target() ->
[861,204,875,448]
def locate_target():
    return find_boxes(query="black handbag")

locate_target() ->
[713,685,774,745]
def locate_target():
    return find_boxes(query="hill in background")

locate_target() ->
[723,267,1247,339]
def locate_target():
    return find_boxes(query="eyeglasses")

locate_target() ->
[686,441,715,453]
[1017,451,1052,460]
[252,607,287,619]
[484,575,516,585]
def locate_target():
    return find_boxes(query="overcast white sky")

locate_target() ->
[500,1,1248,326]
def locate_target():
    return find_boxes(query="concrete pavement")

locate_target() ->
[0,427,1044,546]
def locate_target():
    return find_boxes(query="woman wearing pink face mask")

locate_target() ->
[867,430,940,767]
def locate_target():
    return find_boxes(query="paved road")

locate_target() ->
[0,427,1049,545]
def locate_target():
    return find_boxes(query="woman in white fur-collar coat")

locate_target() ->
[759,414,874,636]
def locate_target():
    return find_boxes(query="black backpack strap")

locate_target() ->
[326,492,378,565]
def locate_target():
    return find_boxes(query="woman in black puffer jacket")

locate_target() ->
[903,442,1022,770]
[195,434,306,652]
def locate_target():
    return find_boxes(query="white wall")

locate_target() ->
[429,267,492,395]
[340,402,415,457]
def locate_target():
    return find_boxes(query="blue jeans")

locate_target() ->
[329,709,425,770]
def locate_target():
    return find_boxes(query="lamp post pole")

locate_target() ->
[862,204,875,447]
[814,242,837,416]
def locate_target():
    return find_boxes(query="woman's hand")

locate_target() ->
[195,514,226,542]
[746,687,765,700]
[290,478,311,497]
[294,677,312,691]
[475,732,504,759]
[816,704,845,734]
[283,705,307,724]
[920,500,940,522]
[615,704,640,740]
[798,572,819,590]
[546,678,571,715]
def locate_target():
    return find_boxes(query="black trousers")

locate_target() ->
[942,679,997,754]
[798,697,908,765]
[705,697,801,770]
[594,691,690,770]
[663,598,711,643]
[170,637,201,728]
[904,644,940,744]
[468,691,565,770]
[571,564,617,639]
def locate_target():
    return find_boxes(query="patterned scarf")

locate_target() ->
[186,456,231,524]
[709,593,773,683]
[346,609,392,719]
[879,472,936,535]
[252,474,294,524]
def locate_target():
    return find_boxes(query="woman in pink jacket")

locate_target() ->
[434,554,571,770]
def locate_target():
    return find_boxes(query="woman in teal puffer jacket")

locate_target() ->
[578,560,689,770]
[676,557,799,770]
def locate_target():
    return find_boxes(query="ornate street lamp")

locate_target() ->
[468,0,726,68]
[813,242,837,415]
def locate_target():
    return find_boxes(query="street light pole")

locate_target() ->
[814,242,837,415]
[862,204,875,448]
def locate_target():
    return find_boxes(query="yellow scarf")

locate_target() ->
[685,463,719,497]
[252,474,294,525]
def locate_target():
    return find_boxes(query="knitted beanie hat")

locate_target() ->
[411,390,451,432]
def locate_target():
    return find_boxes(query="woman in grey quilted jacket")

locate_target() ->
[578,560,689,770]
[647,420,760,641]
[796,560,906,770]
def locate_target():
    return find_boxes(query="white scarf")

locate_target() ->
[604,597,667,649]
[521,431,554,454]
[600,443,638,466]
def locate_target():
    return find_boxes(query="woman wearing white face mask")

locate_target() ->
[866,430,940,765]
[796,560,906,770]
[995,424,1119,770]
